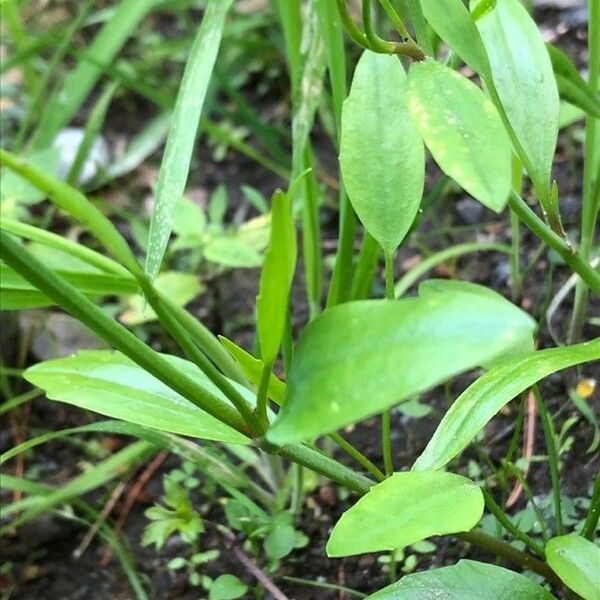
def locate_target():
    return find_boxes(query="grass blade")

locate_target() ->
[145,0,235,281]
[30,0,162,150]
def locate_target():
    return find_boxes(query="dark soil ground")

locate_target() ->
[1,1,599,598]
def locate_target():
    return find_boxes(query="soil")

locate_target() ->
[1,1,599,599]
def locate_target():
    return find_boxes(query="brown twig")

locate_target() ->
[74,478,129,559]
[219,529,290,600]
[506,389,537,508]
[99,450,168,566]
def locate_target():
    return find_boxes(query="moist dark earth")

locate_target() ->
[1,1,599,598]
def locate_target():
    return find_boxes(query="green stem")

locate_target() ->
[504,462,550,542]
[405,0,433,56]
[568,0,600,343]
[582,472,600,540]
[394,242,511,298]
[2,1,36,96]
[481,488,545,557]
[351,232,380,300]
[508,191,600,294]
[0,230,252,438]
[458,530,561,586]
[510,211,523,299]
[139,279,263,436]
[382,251,395,476]
[533,385,563,536]
[255,361,273,431]
[377,0,412,40]
[329,433,386,481]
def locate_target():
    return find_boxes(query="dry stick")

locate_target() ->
[99,451,168,566]
[219,529,290,600]
[73,478,130,559]
[506,390,537,508]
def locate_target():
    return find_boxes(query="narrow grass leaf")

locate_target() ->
[341,51,424,256]
[24,350,252,444]
[473,0,559,192]
[366,560,557,599]
[413,339,600,471]
[407,59,511,212]
[0,264,138,309]
[31,0,161,150]
[547,44,600,118]
[546,536,600,600]
[257,190,297,365]
[267,283,535,443]
[327,472,484,557]
[3,441,155,529]
[145,0,234,281]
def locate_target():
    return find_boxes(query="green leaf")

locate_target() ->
[219,337,286,403]
[267,284,535,443]
[23,350,251,444]
[407,59,511,212]
[203,237,262,268]
[421,0,491,77]
[473,0,559,192]
[264,524,297,560]
[547,44,600,119]
[326,472,484,557]
[145,0,235,281]
[0,148,59,205]
[546,536,600,600]
[209,574,248,600]
[340,51,424,255]
[31,0,161,150]
[3,441,154,531]
[120,271,203,325]
[413,339,600,472]
[172,196,207,239]
[365,559,558,599]
[256,190,297,365]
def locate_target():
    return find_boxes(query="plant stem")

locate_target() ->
[139,279,263,436]
[255,362,273,432]
[0,230,253,438]
[504,462,550,542]
[351,232,380,300]
[329,433,386,481]
[533,385,563,536]
[568,0,600,343]
[481,488,545,557]
[508,191,600,294]
[381,251,396,476]
[394,242,511,298]
[510,211,523,300]
[582,472,600,540]
[405,0,433,56]
[458,530,561,586]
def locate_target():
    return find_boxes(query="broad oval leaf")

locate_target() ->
[366,559,558,599]
[407,59,511,212]
[340,51,424,255]
[267,284,535,443]
[473,0,559,192]
[326,472,483,557]
[413,339,600,471]
[24,350,251,444]
[421,0,491,77]
[256,190,297,365]
[546,536,600,600]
